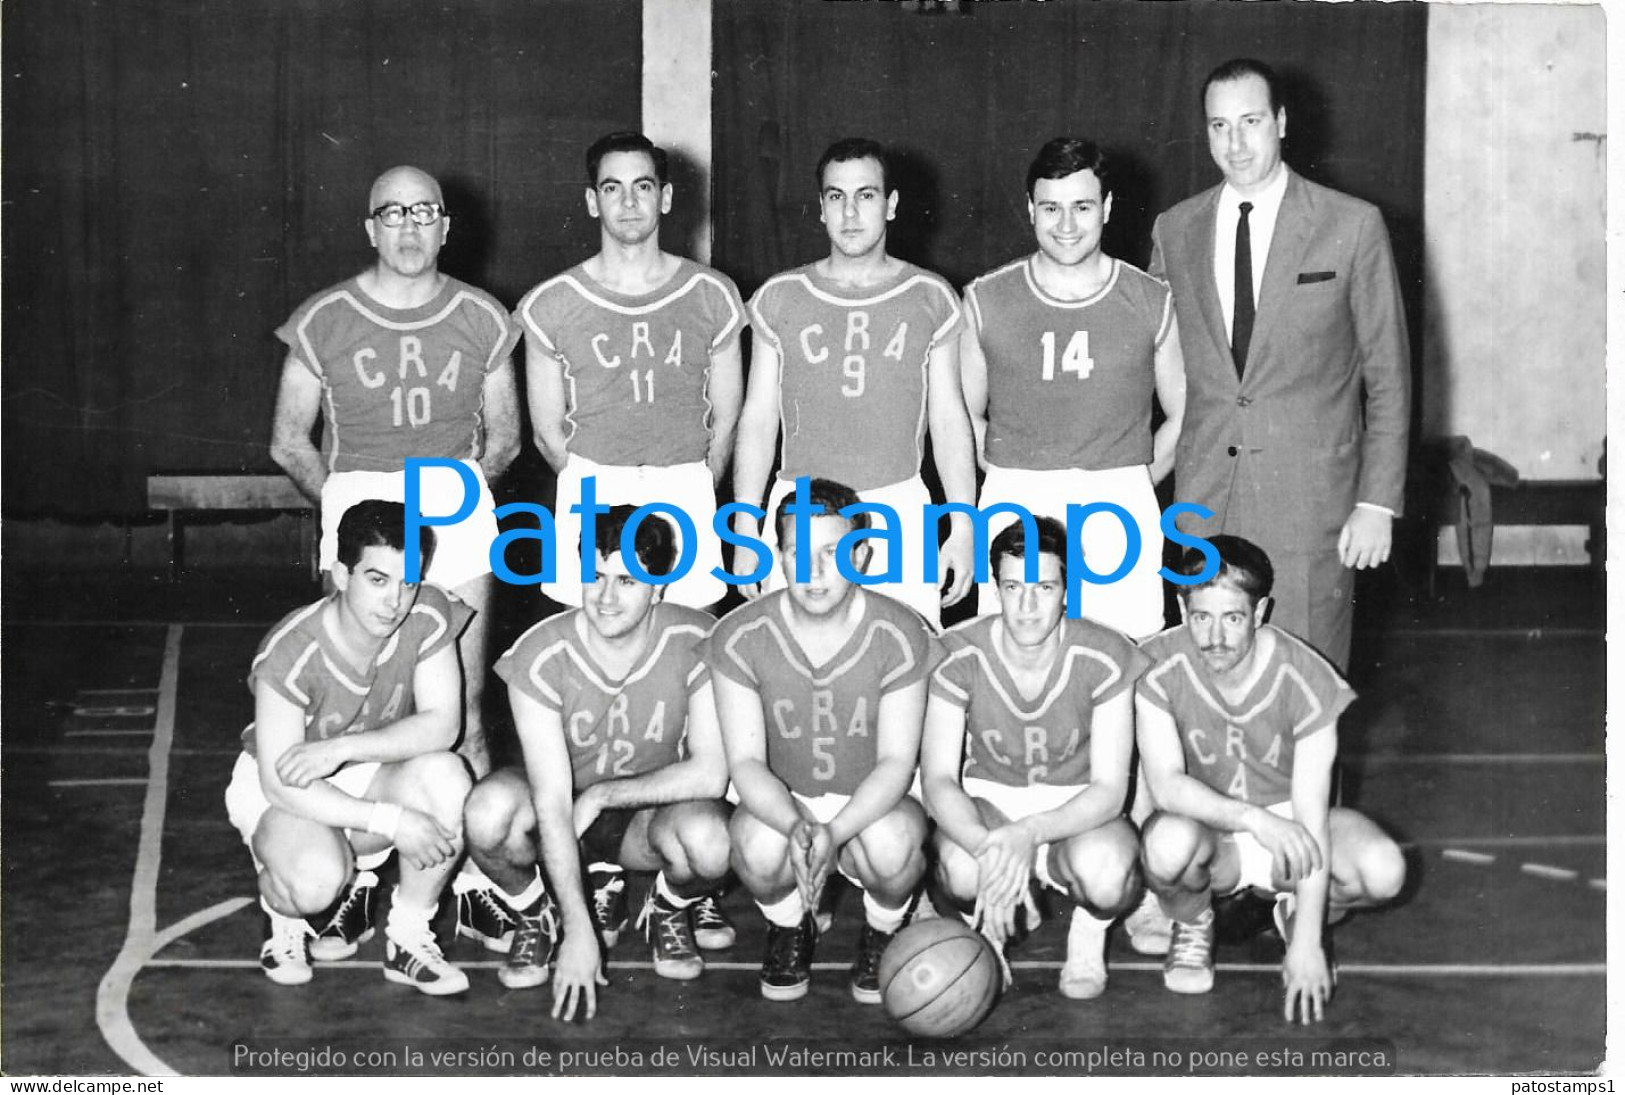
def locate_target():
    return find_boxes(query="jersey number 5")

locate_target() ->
[1039,331,1094,381]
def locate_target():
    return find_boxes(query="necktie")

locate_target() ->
[1232,201,1254,378]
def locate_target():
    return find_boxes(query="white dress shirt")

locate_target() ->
[1212,165,1290,345]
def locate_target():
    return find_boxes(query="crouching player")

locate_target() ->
[709,478,939,1003]
[462,506,731,1020]
[922,517,1148,999]
[224,500,472,994]
[1138,535,1406,1022]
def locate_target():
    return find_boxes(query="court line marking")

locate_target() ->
[1404,835,1604,848]
[1590,879,1607,892]
[78,687,160,696]
[1441,849,1496,865]
[1386,627,1601,639]
[151,897,256,954]
[143,957,1607,977]
[65,730,156,739]
[1522,863,1582,882]
[94,623,182,1078]
[4,618,269,629]
[1356,753,1602,765]
[51,778,150,788]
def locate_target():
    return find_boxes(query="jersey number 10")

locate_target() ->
[1039,330,1095,381]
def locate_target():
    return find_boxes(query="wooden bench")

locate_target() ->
[1425,477,1605,595]
[146,474,315,579]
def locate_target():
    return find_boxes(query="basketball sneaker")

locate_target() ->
[455,875,518,953]
[691,893,737,950]
[850,923,897,1005]
[308,869,377,961]
[384,925,470,996]
[1124,890,1172,956]
[589,869,629,949]
[1059,907,1110,1000]
[261,910,314,986]
[760,914,818,1002]
[1162,908,1216,995]
[637,890,704,981]
[499,893,559,990]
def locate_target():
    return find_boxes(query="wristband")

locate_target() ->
[365,801,403,840]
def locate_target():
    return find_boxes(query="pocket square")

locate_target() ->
[1297,271,1336,284]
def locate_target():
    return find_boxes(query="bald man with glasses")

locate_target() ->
[270,164,522,956]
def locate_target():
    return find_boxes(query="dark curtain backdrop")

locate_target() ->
[713,0,1426,308]
[3,0,642,515]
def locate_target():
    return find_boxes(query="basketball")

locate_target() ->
[878,918,1000,1039]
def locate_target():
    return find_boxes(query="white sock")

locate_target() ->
[385,887,436,942]
[454,859,493,892]
[1071,905,1114,930]
[655,871,697,910]
[863,890,908,934]
[506,873,548,912]
[757,889,806,929]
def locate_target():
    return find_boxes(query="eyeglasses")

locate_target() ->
[370,201,446,228]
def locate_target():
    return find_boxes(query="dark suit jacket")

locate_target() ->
[1149,169,1411,555]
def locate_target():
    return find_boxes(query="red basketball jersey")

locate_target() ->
[516,259,745,466]
[242,584,471,756]
[495,602,713,791]
[1138,624,1354,806]
[931,615,1149,787]
[965,256,1171,471]
[749,262,963,490]
[706,590,940,796]
[276,276,519,472]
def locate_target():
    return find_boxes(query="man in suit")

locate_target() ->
[1149,58,1410,672]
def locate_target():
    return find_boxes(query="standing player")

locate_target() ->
[708,478,939,1003]
[921,517,1148,1000]
[461,507,732,1020]
[960,137,1186,640]
[1137,535,1406,1022]
[222,500,472,995]
[732,138,978,626]
[519,132,745,609]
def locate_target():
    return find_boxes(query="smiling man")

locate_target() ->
[1136,535,1405,1023]
[961,138,1186,640]
[518,132,746,612]
[921,517,1148,1001]
[732,138,978,626]
[1149,59,1411,673]
[461,506,730,1020]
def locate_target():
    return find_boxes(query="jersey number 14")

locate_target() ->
[1039,330,1095,380]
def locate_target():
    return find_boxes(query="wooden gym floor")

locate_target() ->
[0,562,1606,1077]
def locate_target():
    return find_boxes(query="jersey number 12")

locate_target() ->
[1039,330,1094,380]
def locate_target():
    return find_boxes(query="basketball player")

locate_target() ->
[461,507,731,1019]
[269,165,519,949]
[960,137,1186,640]
[921,517,1148,999]
[708,478,939,1004]
[732,138,978,626]
[519,131,745,609]
[1137,535,1406,1022]
[222,500,471,995]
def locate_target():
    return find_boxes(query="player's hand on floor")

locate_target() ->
[1250,812,1323,883]
[274,738,347,788]
[1282,940,1333,1024]
[392,808,458,870]
[552,932,607,1021]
